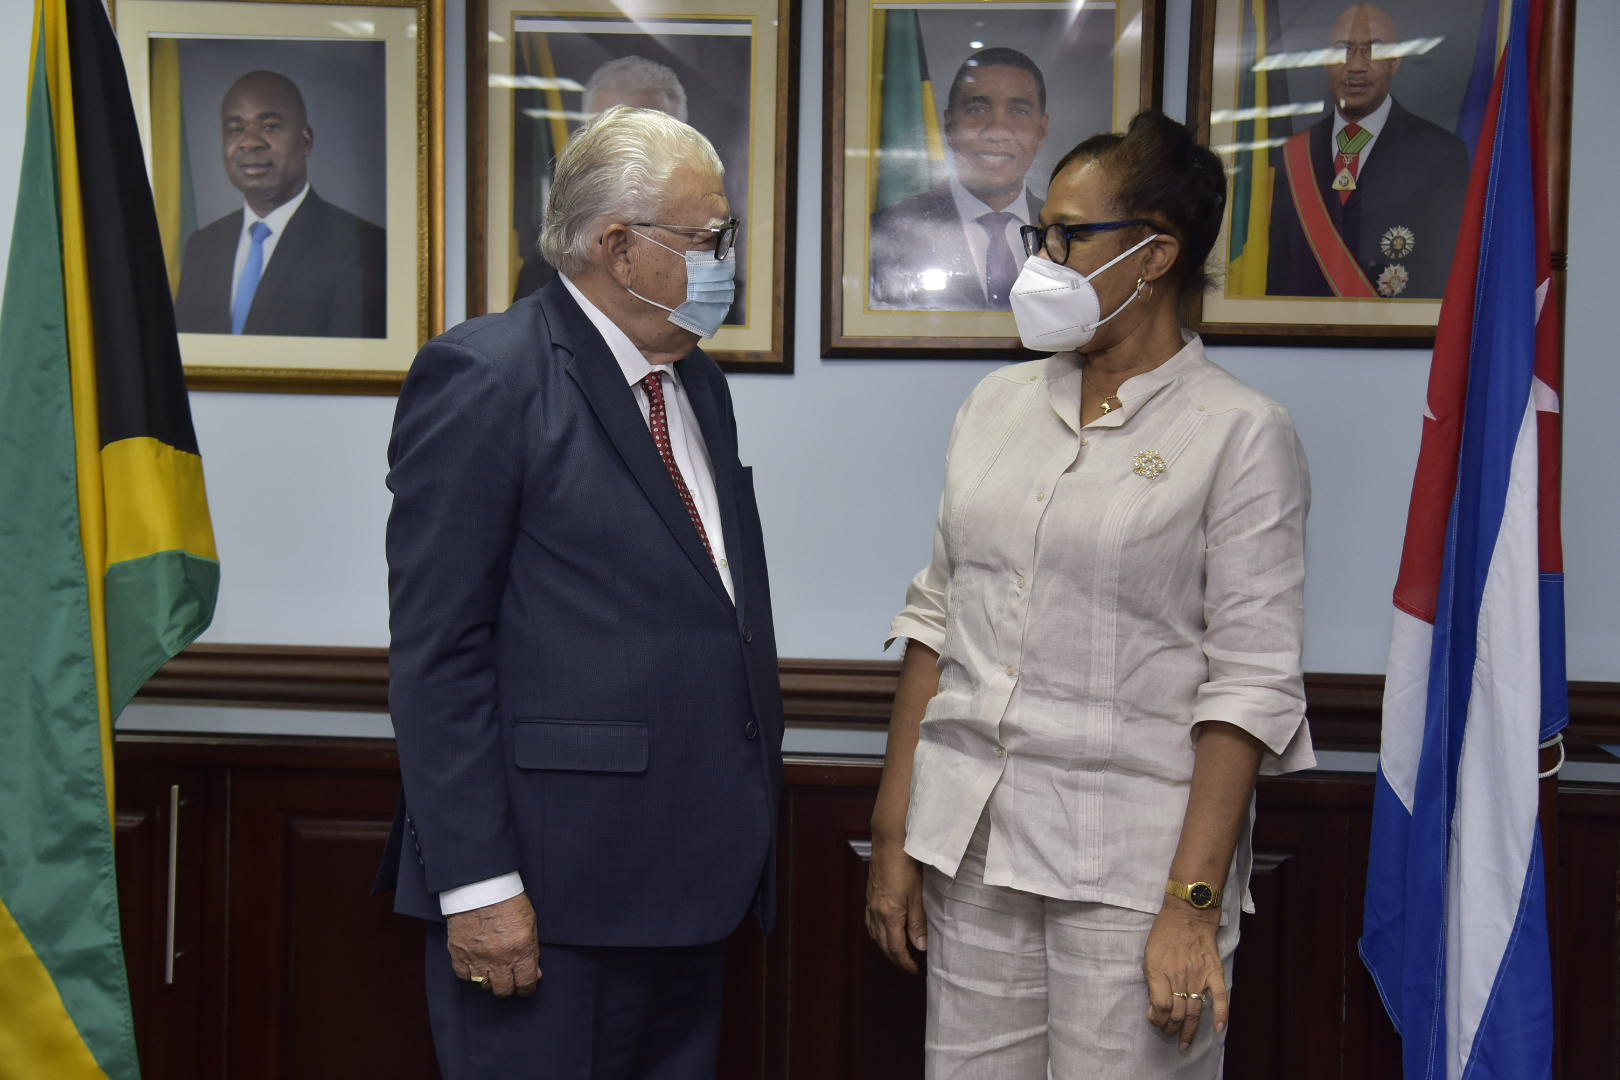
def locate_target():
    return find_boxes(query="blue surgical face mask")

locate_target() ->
[626,229,737,338]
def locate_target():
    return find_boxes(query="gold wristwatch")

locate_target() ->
[1165,879,1222,910]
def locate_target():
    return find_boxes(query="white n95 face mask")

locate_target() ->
[1008,232,1160,353]
[626,229,737,338]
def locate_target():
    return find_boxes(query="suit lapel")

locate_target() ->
[1350,101,1408,206]
[250,190,321,321]
[196,214,242,331]
[544,284,734,612]
[675,355,747,618]
[1311,118,1342,220]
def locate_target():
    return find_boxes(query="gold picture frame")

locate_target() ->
[467,0,798,373]
[1185,0,1572,345]
[822,0,1162,358]
[115,0,444,393]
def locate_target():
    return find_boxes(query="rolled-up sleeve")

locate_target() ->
[1193,402,1314,775]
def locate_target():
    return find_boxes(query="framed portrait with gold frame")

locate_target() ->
[115,0,443,393]
[467,0,798,373]
[822,0,1162,358]
[1187,0,1572,345]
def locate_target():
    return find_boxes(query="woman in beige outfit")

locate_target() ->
[865,112,1314,1079]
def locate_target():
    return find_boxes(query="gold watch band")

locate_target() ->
[1165,879,1223,910]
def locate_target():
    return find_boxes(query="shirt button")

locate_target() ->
[1015,577,1027,590]
[994,745,1007,758]
[1004,665,1017,677]
[744,720,759,739]
[1028,374,1039,382]
[719,558,730,568]
[1196,403,1207,412]
[1033,490,1046,502]
[1081,437,1089,447]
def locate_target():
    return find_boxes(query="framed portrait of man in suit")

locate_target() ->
[1188,0,1573,344]
[469,0,799,373]
[115,0,444,392]
[823,0,1162,358]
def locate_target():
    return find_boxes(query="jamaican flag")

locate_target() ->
[871,9,945,213]
[1227,0,1283,295]
[0,0,219,1076]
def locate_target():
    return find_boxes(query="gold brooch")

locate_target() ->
[1132,450,1167,479]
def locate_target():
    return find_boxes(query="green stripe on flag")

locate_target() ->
[874,10,936,212]
[0,18,138,1077]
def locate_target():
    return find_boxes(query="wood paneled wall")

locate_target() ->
[114,735,1619,1078]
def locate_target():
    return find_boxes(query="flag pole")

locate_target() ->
[1534,0,1575,1071]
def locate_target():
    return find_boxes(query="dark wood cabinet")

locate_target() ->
[225,766,437,1079]
[114,759,228,1080]
[111,736,1617,1078]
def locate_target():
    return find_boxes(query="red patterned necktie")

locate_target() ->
[641,371,714,563]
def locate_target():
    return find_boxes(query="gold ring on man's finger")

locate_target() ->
[470,975,493,991]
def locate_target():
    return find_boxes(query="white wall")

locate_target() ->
[1,1,1614,746]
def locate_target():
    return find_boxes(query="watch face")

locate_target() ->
[1190,883,1215,908]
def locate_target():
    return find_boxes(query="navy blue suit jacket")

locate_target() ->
[1266,99,1469,300]
[173,189,386,338]
[379,281,783,946]
[868,181,1042,310]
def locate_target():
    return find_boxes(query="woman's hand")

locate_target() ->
[1143,903,1229,1051]
[865,840,928,974]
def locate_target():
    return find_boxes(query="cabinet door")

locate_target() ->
[226,766,437,1079]
[114,761,227,1079]
[782,779,926,1079]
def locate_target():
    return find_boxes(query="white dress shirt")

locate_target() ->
[889,334,1314,919]
[230,182,308,312]
[949,174,1035,298]
[1332,94,1394,175]
[438,275,734,917]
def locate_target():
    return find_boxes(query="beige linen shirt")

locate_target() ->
[889,334,1314,917]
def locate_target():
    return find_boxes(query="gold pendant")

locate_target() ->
[1098,398,1113,415]
[1332,167,1357,192]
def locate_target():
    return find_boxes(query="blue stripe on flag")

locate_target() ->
[1458,0,1502,153]
[1464,834,1554,1078]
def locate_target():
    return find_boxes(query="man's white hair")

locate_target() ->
[582,55,689,123]
[539,106,723,276]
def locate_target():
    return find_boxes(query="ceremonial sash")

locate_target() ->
[1282,131,1377,297]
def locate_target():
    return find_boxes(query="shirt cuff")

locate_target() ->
[438,872,525,916]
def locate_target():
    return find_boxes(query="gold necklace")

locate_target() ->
[1082,371,1122,415]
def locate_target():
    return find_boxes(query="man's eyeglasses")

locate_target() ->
[1019,220,1159,264]
[628,218,741,260]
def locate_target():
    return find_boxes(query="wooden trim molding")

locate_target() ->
[134,644,1620,755]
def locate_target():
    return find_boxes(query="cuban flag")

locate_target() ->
[1359,0,1566,1075]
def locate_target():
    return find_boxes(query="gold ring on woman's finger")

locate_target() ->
[1171,991,1190,999]
[1187,992,1207,1002]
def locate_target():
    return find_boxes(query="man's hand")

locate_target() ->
[447,892,541,998]
[864,841,928,974]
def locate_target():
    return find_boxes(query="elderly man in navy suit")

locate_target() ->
[380,106,782,1078]
[173,70,386,337]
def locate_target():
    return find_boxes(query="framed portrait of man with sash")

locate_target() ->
[1188,0,1572,343]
